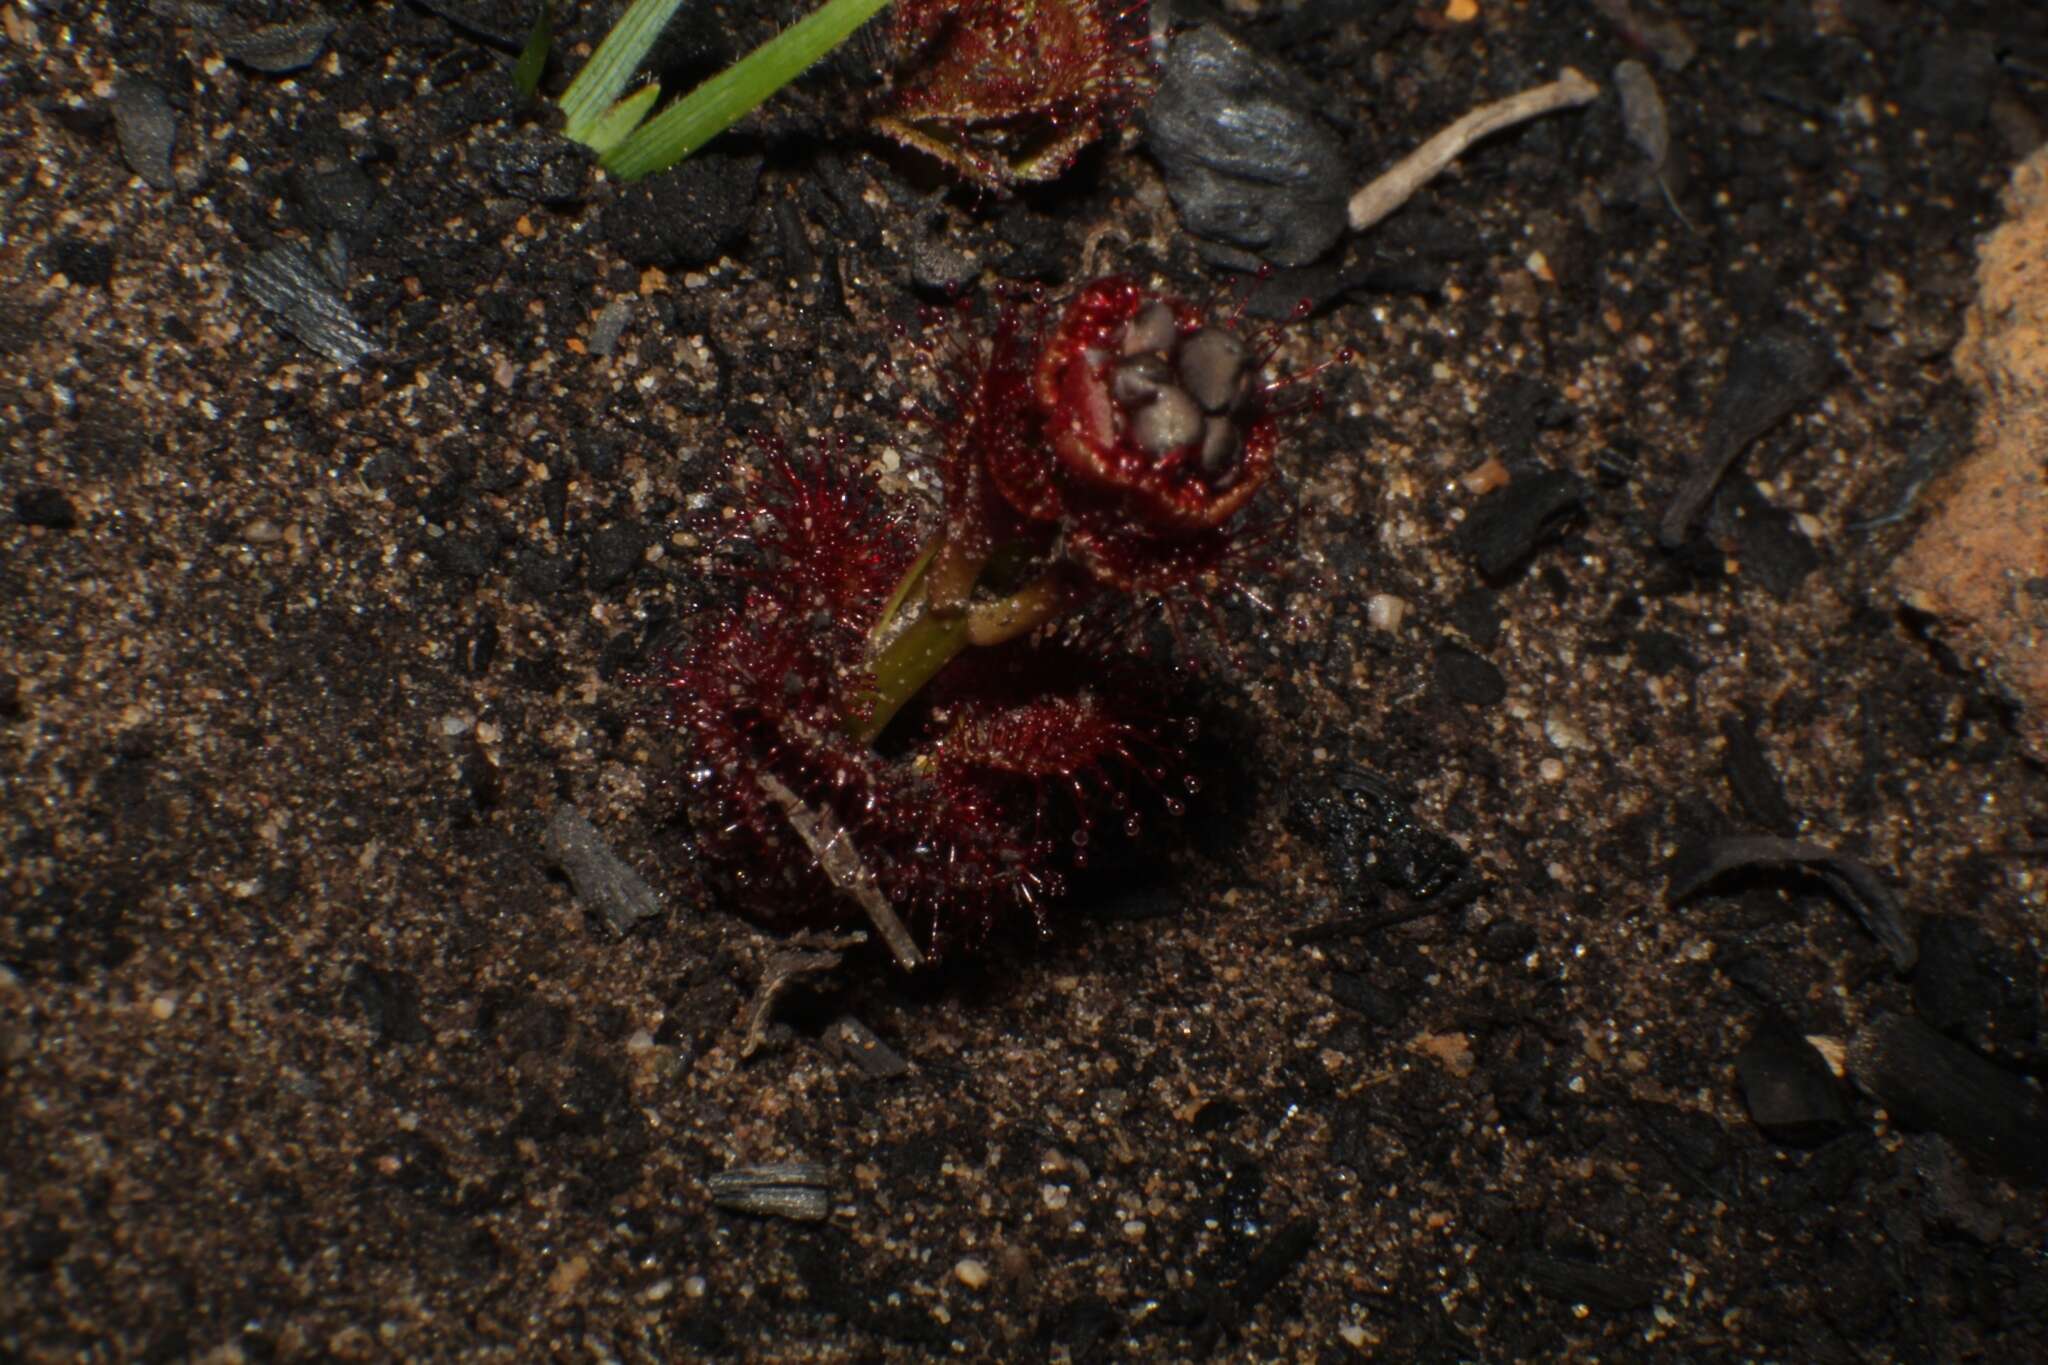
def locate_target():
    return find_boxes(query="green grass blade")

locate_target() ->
[512,1,552,98]
[602,0,891,182]
[583,82,664,154]
[560,0,688,145]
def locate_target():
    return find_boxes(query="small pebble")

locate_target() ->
[954,1258,990,1290]
[588,298,635,358]
[1367,593,1407,632]
[1543,713,1591,751]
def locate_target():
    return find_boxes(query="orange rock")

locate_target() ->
[1891,146,2048,762]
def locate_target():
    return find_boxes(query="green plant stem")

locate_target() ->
[583,81,663,154]
[854,542,1067,743]
[857,602,970,745]
[513,1,552,99]
[559,0,687,144]
[603,0,892,181]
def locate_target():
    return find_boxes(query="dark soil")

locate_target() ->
[5,1,2046,1360]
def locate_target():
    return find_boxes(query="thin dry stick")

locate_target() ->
[1348,68,1601,232]
[758,772,926,970]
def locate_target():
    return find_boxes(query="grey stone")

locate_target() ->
[222,18,335,74]
[1144,26,1350,269]
[111,78,178,190]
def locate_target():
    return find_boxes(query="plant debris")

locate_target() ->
[708,1161,833,1221]
[1657,325,1833,548]
[1348,67,1600,234]
[236,242,373,367]
[738,930,868,1058]
[1719,711,1798,836]
[1667,835,1917,972]
[544,805,665,935]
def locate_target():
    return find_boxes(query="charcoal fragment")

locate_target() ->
[1144,25,1350,269]
[293,165,382,236]
[48,237,114,287]
[1446,587,1501,650]
[1736,1028,1849,1146]
[1231,1217,1316,1308]
[463,618,498,675]
[16,488,78,530]
[1899,32,1998,130]
[1913,918,2041,1063]
[512,549,575,595]
[474,128,587,205]
[343,961,428,1045]
[1635,1102,1732,1198]
[1719,712,1797,835]
[1434,642,1508,707]
[1630,628,1698,676]
[1848,1014,2048,1185]
[1479,918,1539,963]
[424,530,495,579]
[1667,835,1916,971]
[221,18,334,73]
[111,78,178,189]
[1659,326,1832,547]
[1726,485,1821,599]
[584,522,647,591]
[1460,468,1587,579]
[1906,1134,2005,1243]
[1293,766,1476,903]
[238,243,373,367]
[1328,972,1404,1026]
[1517,1253,1658,1311]
[544,805,664,934]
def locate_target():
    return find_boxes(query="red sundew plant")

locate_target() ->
[875,0,1147,189]
[655,276,1326,966]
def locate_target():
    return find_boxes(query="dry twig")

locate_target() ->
[1348,68,1601,232]
[739,929,869,1058]
[758,772,925,970]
